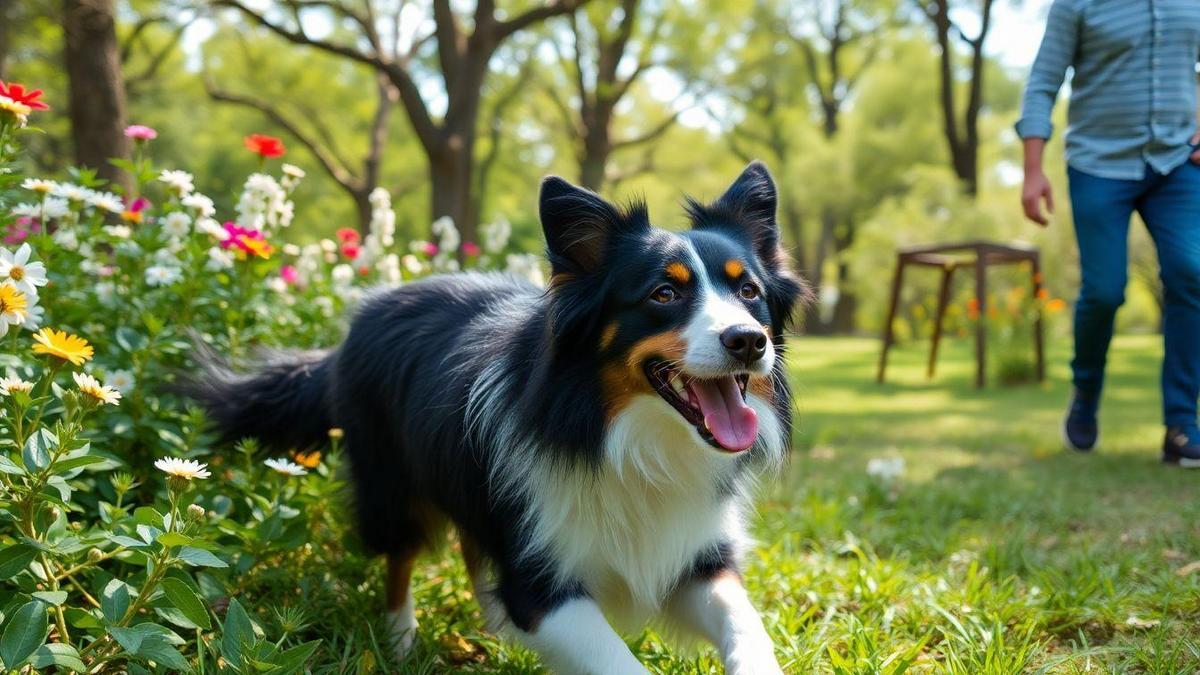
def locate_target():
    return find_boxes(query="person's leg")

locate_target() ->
[1134,162,1200,456]
[1066,168,1140,399]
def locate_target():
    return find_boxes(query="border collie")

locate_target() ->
[189,161,808,673]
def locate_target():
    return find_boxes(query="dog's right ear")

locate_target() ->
[539,176,621,277]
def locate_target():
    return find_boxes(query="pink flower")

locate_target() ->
[341,242,360,260]
[461,241,481,257]
[124,125,157,141]
[421,242,438,257]
[280,265,299,285]
[336,227,360,244]
[129,197,150,213]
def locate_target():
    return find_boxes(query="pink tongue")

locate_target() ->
[690,377,758,452]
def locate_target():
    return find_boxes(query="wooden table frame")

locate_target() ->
[876,240,1046,388]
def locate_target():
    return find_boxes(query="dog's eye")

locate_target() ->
[739,283,760,300]
[650,285,679,304]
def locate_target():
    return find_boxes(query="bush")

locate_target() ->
[0,84,539,672]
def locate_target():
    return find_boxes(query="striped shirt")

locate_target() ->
[1016,0,1200,180]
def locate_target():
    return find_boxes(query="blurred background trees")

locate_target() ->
[4,0,1167,336]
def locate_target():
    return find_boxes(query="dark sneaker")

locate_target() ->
[1162,426,1200,468]
[1062,388,1099,452]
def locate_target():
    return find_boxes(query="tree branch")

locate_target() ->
[495,0,587,41]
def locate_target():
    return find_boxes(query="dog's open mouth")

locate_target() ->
[644,359,758,453]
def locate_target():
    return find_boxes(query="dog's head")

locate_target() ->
[539,162,810,454]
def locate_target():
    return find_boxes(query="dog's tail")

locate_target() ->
[181,343,335,452]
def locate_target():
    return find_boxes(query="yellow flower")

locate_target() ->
[0,283,28,322]
[292,450,322,469]
[32,328,93,366]
[72,372,121,406]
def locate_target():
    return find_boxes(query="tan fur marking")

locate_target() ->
[748,374,774,400]
[600,323,618,350]
[600,331,687,419]
[724,259,744,279]
[665,262,691,284]
[386,552,417,611]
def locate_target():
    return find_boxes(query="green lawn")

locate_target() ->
[312,334,1200,673]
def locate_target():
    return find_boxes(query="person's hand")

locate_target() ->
[1190,132,1200,164]
[1022,168,1055,226]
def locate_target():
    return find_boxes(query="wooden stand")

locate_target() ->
[876,241,1046,389]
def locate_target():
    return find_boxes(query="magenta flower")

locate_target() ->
[461,241,481,257]
[129,197,150,213]
[280,265,299,285]
[124,125,157,141]
[421,242,438,257]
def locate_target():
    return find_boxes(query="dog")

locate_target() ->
[188,161,808,673]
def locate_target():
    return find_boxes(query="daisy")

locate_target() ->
[0,283,28,336]
[21,304,44,332]
[264,457,308,476]
[103,225,132,239]
[282,164,305,179]
[160,211,191,239]
[153,457,211,481]
[72,371,121,406]
[0,244,48,296]
[205,247,234,271]
[21,178,57,195]
[53,227,79,251]
[106,369,136,394]
[88,192,124,214]
[0,95,30,127]
[32,328,93,365]
[55,184,94,203]
[10,204,39,218]
[182,194,215,218]
[145,265,182,287]
[40,198,70,221]
[158,170,194,196]
[0,375,34,396]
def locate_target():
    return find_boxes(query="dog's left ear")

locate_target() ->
[704,160,780,258]
[540,176,622,277]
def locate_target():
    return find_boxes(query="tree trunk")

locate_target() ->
[62,0,129,192]
[579,136,610,192]
[430,138,476,248]
[0,0,13,80]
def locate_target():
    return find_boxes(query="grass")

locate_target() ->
[264,334,1200,673]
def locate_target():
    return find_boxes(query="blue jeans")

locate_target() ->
[1067,162,1200,427]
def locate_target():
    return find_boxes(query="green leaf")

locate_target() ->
[29,643,86,672]
[160,578,211,630]
[101,579,133,623]
[137,636,190,671]
[21,429,54,472]
[157,532,194,548]
[0,455,23,475]
[107,625,147,654]
[115,327,147,352]
[133,507,165,528]
[30,591,67,606]
[178,546,227,568]
[0,600,48,669]
[52,455,107,473]
[271,640,321,674]
[221,599,255,667]
[0,544,36,580]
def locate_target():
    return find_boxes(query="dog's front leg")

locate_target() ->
[668,572,783,675]
[514,597,648,675]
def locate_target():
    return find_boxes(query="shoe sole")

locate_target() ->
[1062,417,1097,453]
[1162,454,1200,468]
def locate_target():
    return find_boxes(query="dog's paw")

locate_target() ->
[725,647,784,675]
[388,608,419,661]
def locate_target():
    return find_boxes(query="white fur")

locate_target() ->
[667,575,783,675]
[681,243,776,378]
[518,598,650,674]
[387,589,418,661]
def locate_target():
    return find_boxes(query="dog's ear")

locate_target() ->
[539,176,623,276]
[703,160,779,257]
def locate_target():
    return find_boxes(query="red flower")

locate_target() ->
[336,227,360,244]
[341,242,361,260]
[0,81,48,111]
[220,221,274,259]
[461,241,481,257]
[244,134,286,158]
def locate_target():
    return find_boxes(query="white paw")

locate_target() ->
[726,646,784,675]
[388,607,419,661]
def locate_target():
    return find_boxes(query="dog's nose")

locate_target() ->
[720,325,768,365]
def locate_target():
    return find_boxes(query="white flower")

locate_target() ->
[205,247,234,271]
[505,253,545,287]
[72,371,121,406]
[154,457,211,480]
[145,265,182,287]
[282,243,301,256]
[401,254,423,275]
[331,263,354,286]
[21,304,44,331]
[54,183,94,203]
[264,457,308,476]
[88,191,124,214]
[182,193,216,218]
[431,216,460,252]
[10,203,39,218]
[866,457,906,482]
[106,369,136,394]
[53,227,79,251]
[21,178,57,195]
[94,282,117,305]
[160,211,193,240]
[196,217,226,240]
[40,197,71,220]
[378,253,402,285]
[481,218,512,254]
[282,164,305,179]
[0,244,48,296]
[153,248,182,266]
[158,170,194,196]
[103,225,132,239]
[0,375,34,395]
[266,277,288,293]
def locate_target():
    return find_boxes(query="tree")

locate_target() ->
[914,0,996,197]
[216,0,586,245]
[62,0,130,191]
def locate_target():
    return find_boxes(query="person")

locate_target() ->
[1017,0,1200,466]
